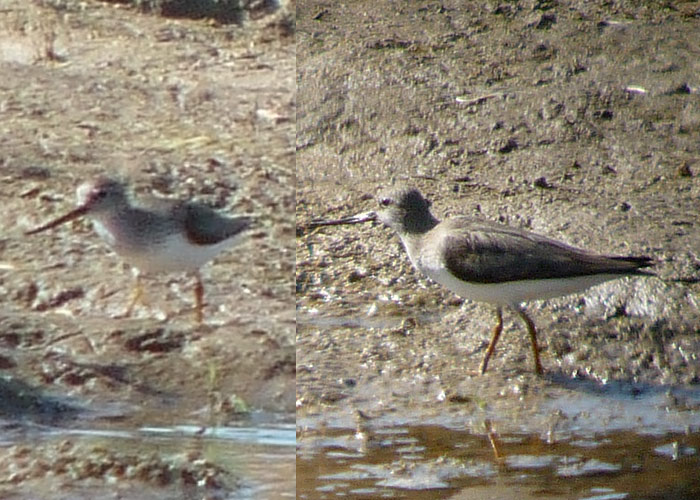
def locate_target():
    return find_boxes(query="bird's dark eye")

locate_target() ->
[380,198,392,207]
[95,189,107,199]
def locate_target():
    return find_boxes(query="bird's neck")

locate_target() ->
[396,215,439,267]
[89,203,137,241]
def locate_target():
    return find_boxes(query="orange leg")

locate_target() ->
[480,307,503,374]
[124,272,144,317]
[516,308,543,376]
[194,272,204,325]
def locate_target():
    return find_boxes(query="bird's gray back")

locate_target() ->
[434,217,651,284]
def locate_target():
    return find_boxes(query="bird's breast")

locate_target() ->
[91,220,118,248]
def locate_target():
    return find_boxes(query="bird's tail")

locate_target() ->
[609,255,655,274]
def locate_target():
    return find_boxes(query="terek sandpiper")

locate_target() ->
[26,177,252,323]
[310,187,653,375]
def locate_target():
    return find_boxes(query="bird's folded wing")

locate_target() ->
[183,204,251,245]
[439,219,651,284]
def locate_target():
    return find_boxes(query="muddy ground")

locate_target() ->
[0,0,294,497]
[296,0,700,494]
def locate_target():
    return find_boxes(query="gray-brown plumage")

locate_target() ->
[440,219,652,284]
[26,177,252,323]
[374,186,653,375]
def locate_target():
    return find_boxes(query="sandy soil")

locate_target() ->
[0,0,294,496]
[297,0,700,432]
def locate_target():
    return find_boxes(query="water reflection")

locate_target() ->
[298,423,700,499]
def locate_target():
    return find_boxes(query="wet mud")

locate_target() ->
[0,0,295,497]
[297,1,700,497]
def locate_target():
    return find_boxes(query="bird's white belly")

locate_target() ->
[416,260,620,307]
[93,222,244,273]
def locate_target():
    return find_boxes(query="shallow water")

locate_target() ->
[1,410,295,499]
[298,422,700,499]
[298,313,700,499]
